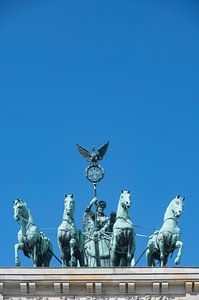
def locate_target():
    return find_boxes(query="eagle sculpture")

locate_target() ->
[77,141,109,164]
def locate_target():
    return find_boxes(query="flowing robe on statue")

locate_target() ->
[83,209,113,267]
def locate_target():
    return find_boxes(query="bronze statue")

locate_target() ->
[77,141,109,165]
[77,141,111,266]
[110,190,136,266]
[83,197,115,267]
[146,195,184,267]
[12,142,186,269]
[57,195,85,267]
[13,199,53,267]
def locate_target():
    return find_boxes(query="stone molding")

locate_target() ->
[0,268,198,299]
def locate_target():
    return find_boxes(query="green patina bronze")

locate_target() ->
[77,141,111,267]
[83,197,115,267]
[13,199,53,267]
[110,190,136,266]
[146,195,185,267]
[57,194,85,267]
[13,143,185,268]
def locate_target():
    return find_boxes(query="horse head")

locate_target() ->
[64,194,75,218]
[163,194,185,222]
[170,194,185,218]
[120,190,131,209]
[116,190,131,218]
[13,199,27,221]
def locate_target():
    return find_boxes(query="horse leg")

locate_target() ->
[14,242,24,266]
[127,246,132,266]
[77,250,84,267]
[77,232,85,267]
[58,235,67,267]
[111,247,121,267]
[127,233,132,266]
[158,239,165,267]
[58,231,72,267]
[26,232,39,267]
[43,255,49,267]
[127,230,135,266]
[163,255,168,266]
[43,248,53,267]
[174,241,183,265]
[43,254,50,267]
[111,233,120,266]
[70,238,77,267]
[60,248,66,267]
[112,253,120,266]
[32,245,38,267]
[61,247,67,267]
[62,254,67,267]
[79,252,85,267]
[146,248,153,267]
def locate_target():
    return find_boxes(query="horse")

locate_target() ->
[13,199,53,267]
[146,194,185,267]
[110,190,136,266]
[57,194,85,267]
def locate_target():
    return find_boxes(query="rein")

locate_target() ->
[163,205,181,224]
[17,215,34,231]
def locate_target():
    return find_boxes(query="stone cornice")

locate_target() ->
[0,268,198,298]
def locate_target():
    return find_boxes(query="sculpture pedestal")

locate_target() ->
[0,267,199,300]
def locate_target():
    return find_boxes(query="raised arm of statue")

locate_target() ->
[85,197,97,213]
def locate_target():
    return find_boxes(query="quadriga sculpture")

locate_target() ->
[146,194,185,267]
[110,190,136,266]
[13,199,53,267]
[57,194,85,267]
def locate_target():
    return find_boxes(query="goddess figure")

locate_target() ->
[83,197,115,267]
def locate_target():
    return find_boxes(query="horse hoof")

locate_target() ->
[175,258,180,265]
[15,259,21,267]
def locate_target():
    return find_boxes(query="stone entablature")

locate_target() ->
[0,268,199,300]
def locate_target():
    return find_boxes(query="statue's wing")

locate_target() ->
[97,141,109,160]
[77,144,92,162]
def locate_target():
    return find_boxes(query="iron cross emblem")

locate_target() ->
[85,164,104,183]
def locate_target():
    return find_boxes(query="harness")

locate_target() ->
[17,216,36,237]
[163,216,179,223]
[114,216,133,228]
[59,218,77,233]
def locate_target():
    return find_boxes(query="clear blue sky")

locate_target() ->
[0,0,199,267]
